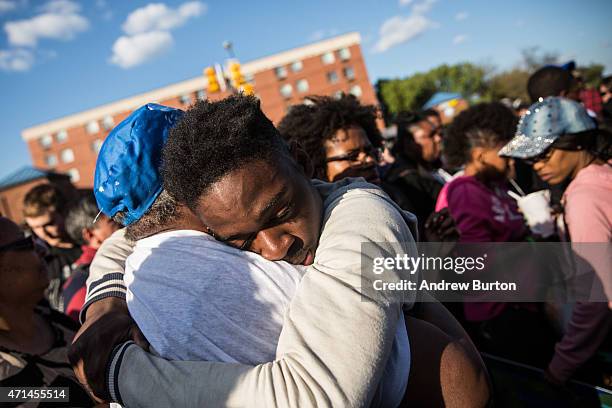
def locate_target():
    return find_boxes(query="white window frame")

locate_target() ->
[68,168,80,183]
[45,154,57,167]
[296,79,309,93]
[327,71,339,84]
[275,66,288,79]
[60,148,75,163]
[291,60,303,72]
[280,83,293,98]
[102,115,115,130]
[339,47,351,61]
[86,120,100,134]
[321,51,335,65]
[40,134,53,149]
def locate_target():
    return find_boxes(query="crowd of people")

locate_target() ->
[0,61,610,407]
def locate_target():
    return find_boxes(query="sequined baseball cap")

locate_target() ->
[498,96,596,159]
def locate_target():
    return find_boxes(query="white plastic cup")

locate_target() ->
[516,190,555,237]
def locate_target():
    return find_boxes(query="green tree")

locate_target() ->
[377,63,488,115]
[487,69,531,102]
[577,64,604,87]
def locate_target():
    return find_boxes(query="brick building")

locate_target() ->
[21,32,378,188]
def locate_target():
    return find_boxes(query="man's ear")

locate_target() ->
[288,140,315,178]
[82,228,94,246]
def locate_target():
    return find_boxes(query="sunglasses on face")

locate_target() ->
[523,147,554,166]
[326,146,382,163]
[0,236,35,253]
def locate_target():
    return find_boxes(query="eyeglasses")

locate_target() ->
[325,146,382,164]
[0,236,35,253]
[524,148,554,166]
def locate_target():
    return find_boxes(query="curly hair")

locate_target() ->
[443,102,518,169]
[277,94,382,180]
[162,94,289,210]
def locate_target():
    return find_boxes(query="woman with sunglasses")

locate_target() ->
[499,96,612,385]
[278,94,454,241]
[0,217,93,406]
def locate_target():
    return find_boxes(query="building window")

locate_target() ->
[291,61,303,72]
[343,67,355,81]
[86,120,100,134]
[180,94,192,105]
[92,139,103,153]
[349,85,363,98]
[280,83,293,98]
[102,115,115,130]
[196,90,206,101]
[296,79,309,93]
[334,90,344,99]
[60,148,75,163]
[40,134,53,149]
[45,154,57,167]
[275,66,288,79]
[321,51,335,65]
[68,168,80,183]
[327,71,339,84]
[55,129,68,143]
[338,47,351,61]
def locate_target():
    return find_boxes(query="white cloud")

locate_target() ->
[110,1,206,69]
[455,11,468,21]
[412,0,437,15]
[110,30,173,69]
[398,0,413,6]
[39,0,80,14]
[453,34,468,44]
[122,1,206,35]
[373,13,437,53]
[0,48,35,71]
[4,0,89,47]
[0,0,17,13]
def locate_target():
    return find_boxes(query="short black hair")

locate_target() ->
[162,94,289,210]
[422,108,441,120]
[527,66,573,102]
[392,111,431,164]
[277,94,382,180]
[443,102,517,168]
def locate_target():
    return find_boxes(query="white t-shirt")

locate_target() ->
[125,229,305,363]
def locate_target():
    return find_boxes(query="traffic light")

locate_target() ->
[228,62,244,89]
[242,83,255,96]
[204,66,220,93]
[228,61,254,95]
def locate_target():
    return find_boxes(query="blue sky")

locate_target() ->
[1,0,611,178]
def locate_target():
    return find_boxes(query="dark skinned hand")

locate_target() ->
[423,208,460,242]
[68,307,148,403]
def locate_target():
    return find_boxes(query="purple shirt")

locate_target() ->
[446,176,527,321]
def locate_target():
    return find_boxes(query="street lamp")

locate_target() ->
[223,41,235,59]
